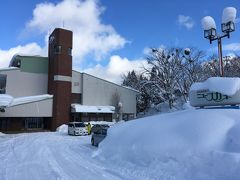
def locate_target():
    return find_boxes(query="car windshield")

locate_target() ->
[101,124,109,128]
[75,123,85,127]
[102,129,107,135]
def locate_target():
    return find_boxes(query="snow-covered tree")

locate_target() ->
[122,71,138,88]
[144,48,204,108]
[177,48,205,101]
[202,55,240,79]
[202,54,220,78]
[122,70,151,113]
[144,48,185,109]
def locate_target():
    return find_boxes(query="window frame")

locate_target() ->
[68,48,72,56]
[54,45,62,54]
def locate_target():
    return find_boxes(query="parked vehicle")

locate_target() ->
[91,124,109,134]
[91,125,109,146]
[68,122,88,136]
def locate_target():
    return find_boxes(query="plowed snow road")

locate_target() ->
[0,132,126,180]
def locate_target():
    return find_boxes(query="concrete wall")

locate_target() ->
[0,69,48,97]
[82,73,137,115]
[72,70,82,94]
[0,98,53,117]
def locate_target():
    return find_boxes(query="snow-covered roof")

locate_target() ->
[0,94,53,108]
[0,67,19,71]
[11,94,53,106]
[190,77,240,96]
[71,104,115,113]
[0,95,13,107]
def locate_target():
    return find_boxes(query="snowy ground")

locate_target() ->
[1,108,240,180]
[0,132,128,180]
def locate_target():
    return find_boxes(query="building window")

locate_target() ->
[54,45,62,54]
[68,48,72,56]
[74,82,79,86]
[0,75,6,94]
[49,35,55,44]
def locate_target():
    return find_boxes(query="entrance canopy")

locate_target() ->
[71,104,115,114]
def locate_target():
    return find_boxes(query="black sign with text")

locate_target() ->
[197,92,231,102]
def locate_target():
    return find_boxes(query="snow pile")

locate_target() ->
[0,132,5,137]
[137,101,185,118]
[201,16,216,30]
[96,109,240,179]
[190,77,240,96]
[56,124,68,134]
[222,7,237,23]
[225,122,240,153]
[182,101,194,110]
[0,94,13,107]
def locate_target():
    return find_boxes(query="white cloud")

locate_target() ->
[0,43,46,67]
[225,53,237,58]
[222,43,240,51]
[143,47,151,55]
[0,0,126,68]
[178,15,195,30]
[26,0,126,62]
[81,55,148,84]
[208,43,240,55]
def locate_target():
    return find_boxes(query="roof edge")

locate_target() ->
[72,70,139,93]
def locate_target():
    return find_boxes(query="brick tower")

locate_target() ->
[48,28,73,131]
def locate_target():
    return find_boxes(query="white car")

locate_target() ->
[68,122,88,136]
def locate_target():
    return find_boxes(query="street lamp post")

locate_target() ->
[202,7,237,77]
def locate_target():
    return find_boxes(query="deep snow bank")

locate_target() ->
[56,124,68,134]
[96,109,240,180]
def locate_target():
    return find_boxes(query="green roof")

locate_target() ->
[13,55,48,74]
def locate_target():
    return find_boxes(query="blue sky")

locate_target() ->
[0,0,239,83]
[102,0,240,57]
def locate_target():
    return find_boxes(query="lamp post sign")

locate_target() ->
[201,7,237,77]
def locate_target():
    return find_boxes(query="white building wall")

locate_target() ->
[0,99,53,117]
[0,69,48,97]
[0,69,136,117]
[82,73,137,115]
[72,70,82,94]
